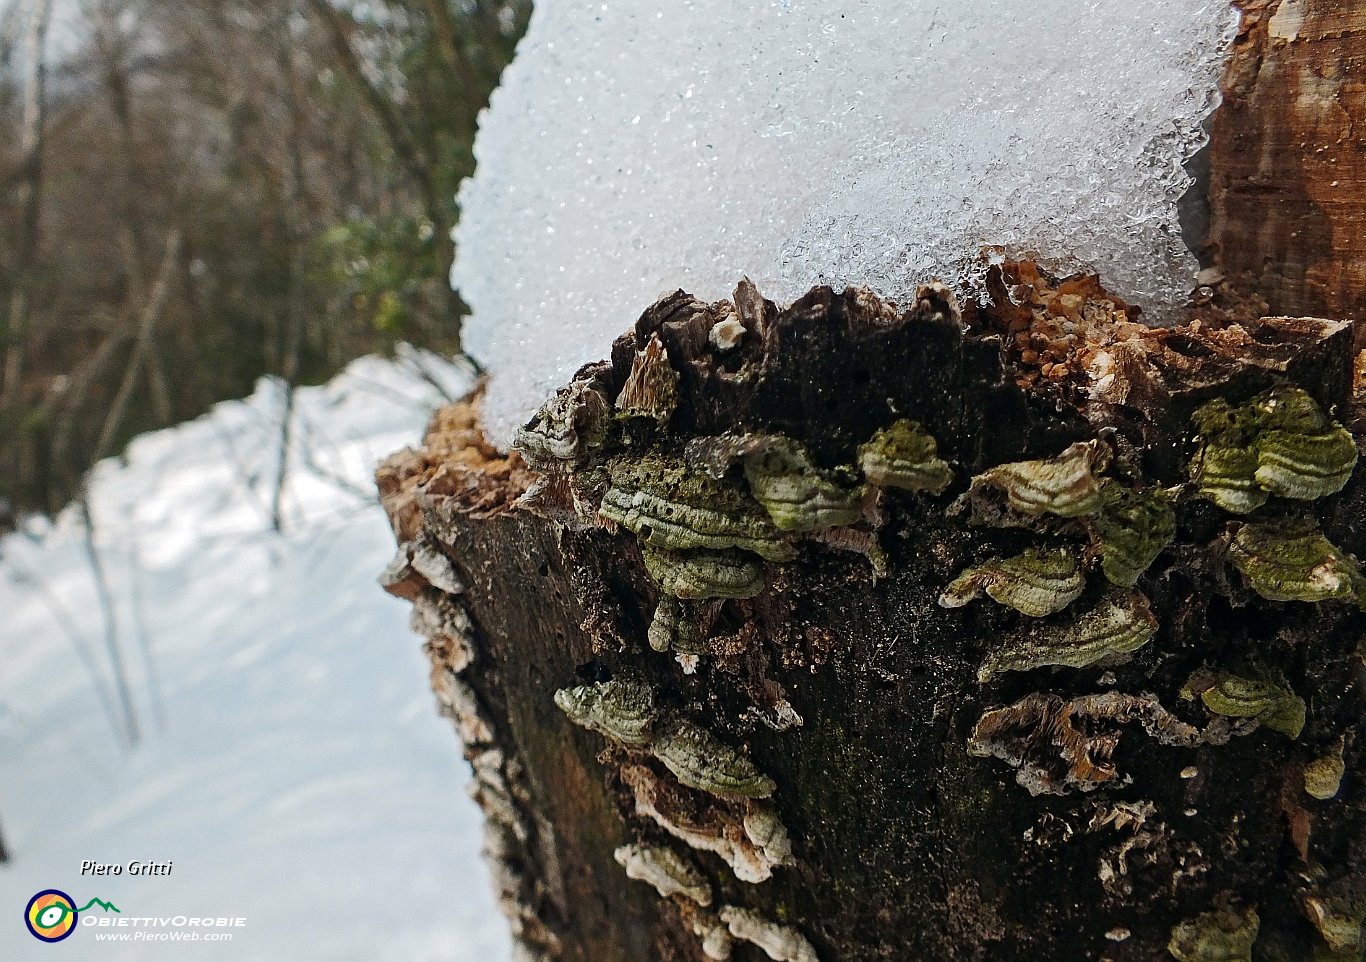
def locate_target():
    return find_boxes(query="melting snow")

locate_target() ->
[454,0,1238,447]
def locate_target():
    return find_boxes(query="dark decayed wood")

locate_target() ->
[379,268,1365,962]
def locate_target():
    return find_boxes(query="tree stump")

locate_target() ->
[377,2,1366,957]
[378,267,1365,962]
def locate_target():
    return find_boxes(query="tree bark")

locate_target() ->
[1203,0,1366,328]
[379,271,1365,962]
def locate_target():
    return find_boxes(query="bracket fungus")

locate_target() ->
[556,680,776,798]
[553,676,658,746]
[382,539,468,600]
[615,333,680,425]
[514,376,611,468]
[1303,737,1346,800]
[857,419,954,495]
[1302,895,1364,958]
[803,523,889,578]
[642,545,765,601]
[966,439,1112,519]
[648,596,701,655]
[613,842,713,906]
[386,538,467,597]
[976,587,1158,682]
[741,436,864,532]
[940,546,1085,618]
[968,690,1206,795]
[1197,673,1306,739]
[689,908,736,960]
[1251,387,1358,500]
[1190,444,1267,516]
[412,549,465,599]
[684,432,778,481]
[709,312,746,352]
[666,609,708,673]
[1227,523,1365,606]
[620,764,787,883]
[1093,481,1176,586]
[599,456,795,561]
[1167,906,1260,962]
[432,669,493,746]
[718,906,820,962]
[1189,387,1358,513]
[742,808,794,866]
[408,274,1366,960]
[653,719,777,799]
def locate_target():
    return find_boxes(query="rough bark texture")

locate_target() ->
[379,266,1365,962]
[1204,0,1366,328]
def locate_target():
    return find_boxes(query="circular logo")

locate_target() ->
[25,890,77,942]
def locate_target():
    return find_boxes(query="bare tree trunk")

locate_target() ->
[92,229,183,466]
[78,497,140,747]
[1203,0,1366,326]
[379,3,1366,960]
[269,5,315,533]
[89,0,148,295]
[302,0,474,338]
[2,0,52,416]
[303,0,441,215]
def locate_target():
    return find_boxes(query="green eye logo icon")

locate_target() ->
[25,890,77,942]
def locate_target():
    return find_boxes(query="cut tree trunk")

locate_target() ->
[379,268,1365,962]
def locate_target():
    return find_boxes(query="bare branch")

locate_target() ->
[92,228,184,465]
[2,550,127,747]
[76,497,140,747]
[303,0,440,212]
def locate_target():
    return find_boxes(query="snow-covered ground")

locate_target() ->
[0,349,510,961]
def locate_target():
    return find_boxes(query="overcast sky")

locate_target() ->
[4,0,93,70]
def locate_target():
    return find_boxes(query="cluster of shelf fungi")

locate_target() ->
[380,270,1365,962]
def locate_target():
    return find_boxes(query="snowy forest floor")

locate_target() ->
[0,348,509,961]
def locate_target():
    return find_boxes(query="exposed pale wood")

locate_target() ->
[1205,0,1366,325]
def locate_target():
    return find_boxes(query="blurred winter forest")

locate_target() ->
[0,0,529,523]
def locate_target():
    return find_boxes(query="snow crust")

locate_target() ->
[0,349,509,961]
[454,0,1238,447]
